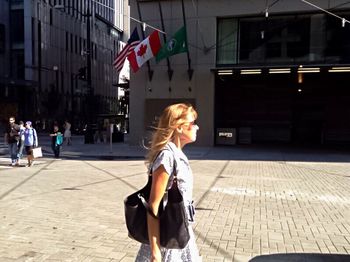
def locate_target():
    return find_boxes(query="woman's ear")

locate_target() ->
[176,126,183,134]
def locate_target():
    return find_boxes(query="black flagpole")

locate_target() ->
[136,0,153,81]
[181,0,193,81]
[158,0,173,81]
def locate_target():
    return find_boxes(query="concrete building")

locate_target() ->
[0,0,128,131]
[129,0,350,147]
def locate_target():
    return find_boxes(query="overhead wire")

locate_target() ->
[127,0,350,52]
[300,0,350,26]
[329,1,350,10]
[190,0,209,51]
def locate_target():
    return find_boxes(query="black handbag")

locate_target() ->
[124,157,190,249]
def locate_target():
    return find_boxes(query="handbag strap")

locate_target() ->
[162,148,178,209]
[145,147,178,217]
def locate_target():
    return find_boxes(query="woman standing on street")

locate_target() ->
[63,120,72,145]
[135,103,201,262]
[23,121,38,167]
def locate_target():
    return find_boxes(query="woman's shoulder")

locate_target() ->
[151,147,175,175]
[155,147,174,162]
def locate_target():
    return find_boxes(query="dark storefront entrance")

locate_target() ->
[215,70,350,146]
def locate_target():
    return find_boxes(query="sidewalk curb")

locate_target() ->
[40,148,145,160]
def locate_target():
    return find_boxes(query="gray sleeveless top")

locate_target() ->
[150,142,194,221]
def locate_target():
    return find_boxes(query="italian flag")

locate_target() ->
[128,30,161,73]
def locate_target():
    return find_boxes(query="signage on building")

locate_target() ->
[216,128,236,145]
[218,132,233,138]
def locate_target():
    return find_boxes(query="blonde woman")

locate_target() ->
[136,103,201,262]
[63,120,72,145]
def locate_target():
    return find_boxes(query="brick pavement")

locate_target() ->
[0,139,350,261]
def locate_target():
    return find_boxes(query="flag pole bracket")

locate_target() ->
[168,70,173,81]
[187,69,194,81]
[148,70,154,81]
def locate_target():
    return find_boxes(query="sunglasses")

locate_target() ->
[183,121,198,127]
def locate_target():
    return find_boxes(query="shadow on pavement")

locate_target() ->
[31,144,350,163]
[191,144,350,163]
[250,253,350,261]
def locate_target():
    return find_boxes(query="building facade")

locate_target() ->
[0,0,128,131]
[129,0,350,146]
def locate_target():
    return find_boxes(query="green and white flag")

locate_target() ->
[156,26,188,62]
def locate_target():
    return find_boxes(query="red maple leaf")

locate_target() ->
[137,44,147,57]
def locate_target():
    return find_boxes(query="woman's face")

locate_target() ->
[179,113,199,145]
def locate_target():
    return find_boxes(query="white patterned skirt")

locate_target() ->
[135,226,201,262]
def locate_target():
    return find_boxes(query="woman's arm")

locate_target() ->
[147,165,169,262]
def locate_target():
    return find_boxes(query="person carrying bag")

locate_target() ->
[125,149,190,249]
[125,103,201,262]
[23,121,39,167]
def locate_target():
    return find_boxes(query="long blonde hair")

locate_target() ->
[146,103,197,165]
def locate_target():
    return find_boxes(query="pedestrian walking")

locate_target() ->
[50,124,63,158]
[135,103,201,262]
[17,120,25,164]
[63,120,72,145]
[4,116,20,166]
[23,121,38,167]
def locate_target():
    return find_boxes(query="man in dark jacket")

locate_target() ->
[4,116,20,166]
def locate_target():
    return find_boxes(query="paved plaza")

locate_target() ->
[1,136,350,261]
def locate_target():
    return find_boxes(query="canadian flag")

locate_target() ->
[127,30,161,73]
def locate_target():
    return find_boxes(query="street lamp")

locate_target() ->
[54,4,94,143]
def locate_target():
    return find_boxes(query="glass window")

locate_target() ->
[324,13,350,63]
[216,18,238,65]
[80,0,83,20]
[37,2,41,19]
[61,71,64,92]
[285,16,310,60]
[239,15,311,64]
[238,17,265,63]
[66,31,69,51]
[15,52,24,79]
[31,18,34,64]
[10,9,24,43]
[49,8,53,25]
[0,24,5,54]
[75,35,78,53]
[11,0,24,5]
[217,12,350,66]
[70,33,73,53]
